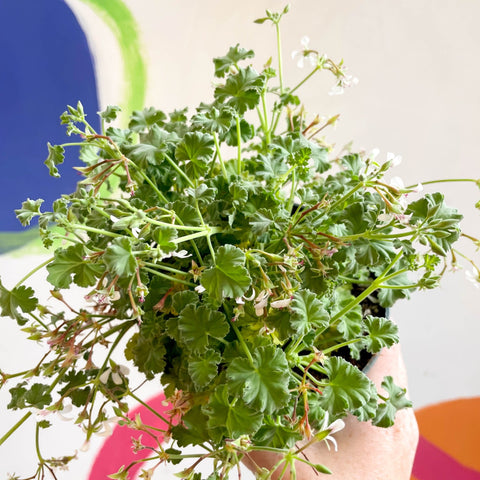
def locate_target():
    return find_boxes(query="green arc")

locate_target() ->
[78,0,147,121]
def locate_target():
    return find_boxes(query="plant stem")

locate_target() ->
[164,153,195,188]
[290,66,320,95]
[236,115,242,175]
[407,178,478,189]
[275,22,284,95]
[128,391,172,426]
[142,267,196,287]
[14,257,54,289]
[213,132,228,179]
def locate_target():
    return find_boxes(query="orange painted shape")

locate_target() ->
[414,397,480,472]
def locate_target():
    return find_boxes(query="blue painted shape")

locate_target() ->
[0,0,99,235]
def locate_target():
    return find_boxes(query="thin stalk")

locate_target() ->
[173,227,222,245]
[142,267,196,287]
[261,92,271,144]
[328,182,364,211]
[213,132,228,179]
[69,224,122,238]
[135,169,170,203]
[164,153,195,188]
[275,22,284,95]
[14,257,54,289]
[236,115,242,175]
[141,261,190,277]
[289,66,320,95]
[407,178,478,189]
[128,390,172,426]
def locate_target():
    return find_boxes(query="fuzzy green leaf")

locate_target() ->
[47,244,105,288]
[0,279,38,326]
[188,349,221,389]
[373,376,412,427]
[44,143,65,178]
[128,107,167,132]
[103,237,138,277]
[201,245,251,302]
[15,198,44,226]
[320,356,373,415]
[203,385,263,440]
[291,289,330,335]
[178,305,229,354]
[227,345,290,414]
[175,132,214,177]
[214,67,265,114]
[363,316,399,353]
[213,44,255,78]
[99,105,121,122]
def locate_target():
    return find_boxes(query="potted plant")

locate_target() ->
[1,5,478,479]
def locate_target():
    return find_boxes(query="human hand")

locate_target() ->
[242,343,419,479]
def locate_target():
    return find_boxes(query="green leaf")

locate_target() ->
[214,67,265,114]
[188,349,221,389]
[0,279,38,326]
[203,385,263,440]
[128,107,167,132]
[362,316,399,353]
[153,226,177,254]
[201,245,251,302]
[47,244,104,288]
[15,198,44,226]
[291,289,330,335]
[373,376,412,427]
[354,238,396,266]
[125,332,167,380]
[44,143,65,178]
[103,237,138,277]
[175,132,214,177]
[332,288,363,341]
[8,382,52,410]
[191,104,234,134]
[178,305,229,354]
[99,105,121,122]
[227,345,290,414]
[254,417,302,448]
[213,44,255,78]
[320,356,373,415]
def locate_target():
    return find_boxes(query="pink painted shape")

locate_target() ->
[412,436,480,480]
[88,392,172,480]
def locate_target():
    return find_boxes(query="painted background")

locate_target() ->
[1,0,479,478]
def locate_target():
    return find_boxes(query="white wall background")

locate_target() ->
[1,1,479,478]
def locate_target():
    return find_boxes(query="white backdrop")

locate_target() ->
[1,1,479,478]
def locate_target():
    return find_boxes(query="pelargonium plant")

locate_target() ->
[1,6,479,480]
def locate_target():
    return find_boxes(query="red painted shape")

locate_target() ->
[412,436,480,480]
[88,392,171,480]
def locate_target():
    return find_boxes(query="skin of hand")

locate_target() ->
[242,343,419,479]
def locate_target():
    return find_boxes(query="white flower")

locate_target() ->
[195,284,206,294]
[291,36,317,68]
[254,289,271,316]
[389,176,405,190]
[96,416,121,437]
[411,183,424,193]
[466,269,480,289]
[99,365,130,385]
[387,152,402,167]
[319,412,345,451]
[235,288,255,305]
[163,249,192,260]
[369,148,380,161]
[270,298,292,309]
